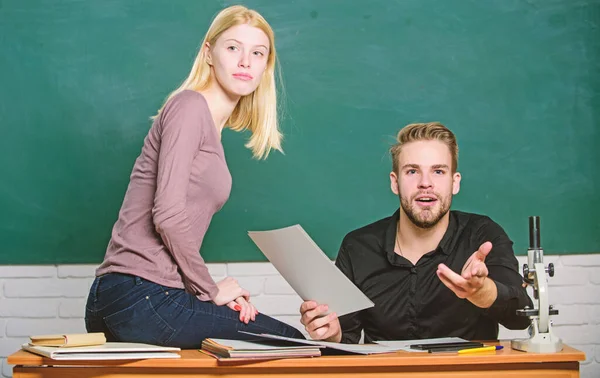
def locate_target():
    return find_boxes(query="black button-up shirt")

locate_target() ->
[335,210,533,343]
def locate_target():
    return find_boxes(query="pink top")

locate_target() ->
[96,90,232,301]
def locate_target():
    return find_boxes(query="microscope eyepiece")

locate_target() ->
[529,216,541,250]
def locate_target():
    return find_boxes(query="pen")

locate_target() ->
[458,345,504,354]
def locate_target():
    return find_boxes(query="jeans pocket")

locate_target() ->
[96,273,135,294]
[104,296,176,346]
[93,274,142,311]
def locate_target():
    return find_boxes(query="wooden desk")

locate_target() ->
[8,341,585,378]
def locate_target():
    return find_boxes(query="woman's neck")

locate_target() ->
[199,83,240,134]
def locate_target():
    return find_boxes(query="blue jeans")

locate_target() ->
[85,273,304,349]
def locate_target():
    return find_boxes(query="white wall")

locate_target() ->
[1,255,598,378]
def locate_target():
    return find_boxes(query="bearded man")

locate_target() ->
[300,122,532,343]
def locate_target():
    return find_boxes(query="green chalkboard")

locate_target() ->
[1,0,598,264]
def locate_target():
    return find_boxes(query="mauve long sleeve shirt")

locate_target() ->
[96,90,232,301]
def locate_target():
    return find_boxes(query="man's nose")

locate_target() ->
[418,173,433,188]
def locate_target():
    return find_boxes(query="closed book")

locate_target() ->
[29,333,106,347]
[22,342,181,360]
[201,338,321,360]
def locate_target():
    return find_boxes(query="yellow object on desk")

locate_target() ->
[29,333,106,348]
[458,345,503,354]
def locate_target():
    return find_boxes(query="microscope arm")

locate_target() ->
[534,262,549,333]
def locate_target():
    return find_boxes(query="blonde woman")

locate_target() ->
[85,5,304,348]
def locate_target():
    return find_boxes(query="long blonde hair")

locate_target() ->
[155,5,282,159]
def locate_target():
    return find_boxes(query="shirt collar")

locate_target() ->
[384,208,457,258]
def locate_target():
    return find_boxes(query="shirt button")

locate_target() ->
[410,267,417,274]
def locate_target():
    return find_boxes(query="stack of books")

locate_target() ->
[22,333,181,360]
[201,338,322,360]
[200,332,401,361]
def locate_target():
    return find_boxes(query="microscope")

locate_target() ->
[511,216,563,353]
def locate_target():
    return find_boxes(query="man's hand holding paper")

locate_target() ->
[248,224,373,340]
[299,301,342,342]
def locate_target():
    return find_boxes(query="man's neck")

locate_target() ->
[200,82,240,133]
[396,211,450,263]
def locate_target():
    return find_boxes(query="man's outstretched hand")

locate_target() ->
[436,241,497,308]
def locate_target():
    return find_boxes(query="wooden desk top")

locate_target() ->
[7,341,585,369]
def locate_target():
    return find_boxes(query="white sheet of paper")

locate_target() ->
[239,331,397,355]
[248,224,374,316]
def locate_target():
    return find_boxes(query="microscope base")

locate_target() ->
[511,333,563,353]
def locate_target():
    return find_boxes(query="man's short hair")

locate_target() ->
[390,122,459,173]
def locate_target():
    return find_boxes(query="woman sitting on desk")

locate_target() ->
[85,5,304,348]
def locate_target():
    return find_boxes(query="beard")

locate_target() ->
[400,191,452,229]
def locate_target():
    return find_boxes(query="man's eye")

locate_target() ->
[407,169,416,174]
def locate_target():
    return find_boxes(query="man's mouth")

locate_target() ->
[415,195,438,206]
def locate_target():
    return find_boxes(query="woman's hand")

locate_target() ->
[227,297,259,324]
[212,277,250,306]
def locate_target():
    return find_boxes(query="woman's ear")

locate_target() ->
[204,42,213,65]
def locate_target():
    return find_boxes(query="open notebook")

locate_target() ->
[22,342,181,360]
[235,332,485,354]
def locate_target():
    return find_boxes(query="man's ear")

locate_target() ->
[390,171,400,195]
[204,42,213,65]
[452,172,461,195]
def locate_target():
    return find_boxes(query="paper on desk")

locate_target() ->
[375,337,469,352]
[248,225,374,316]
[239,331,396,355]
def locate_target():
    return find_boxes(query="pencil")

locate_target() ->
[457,345,503,354]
